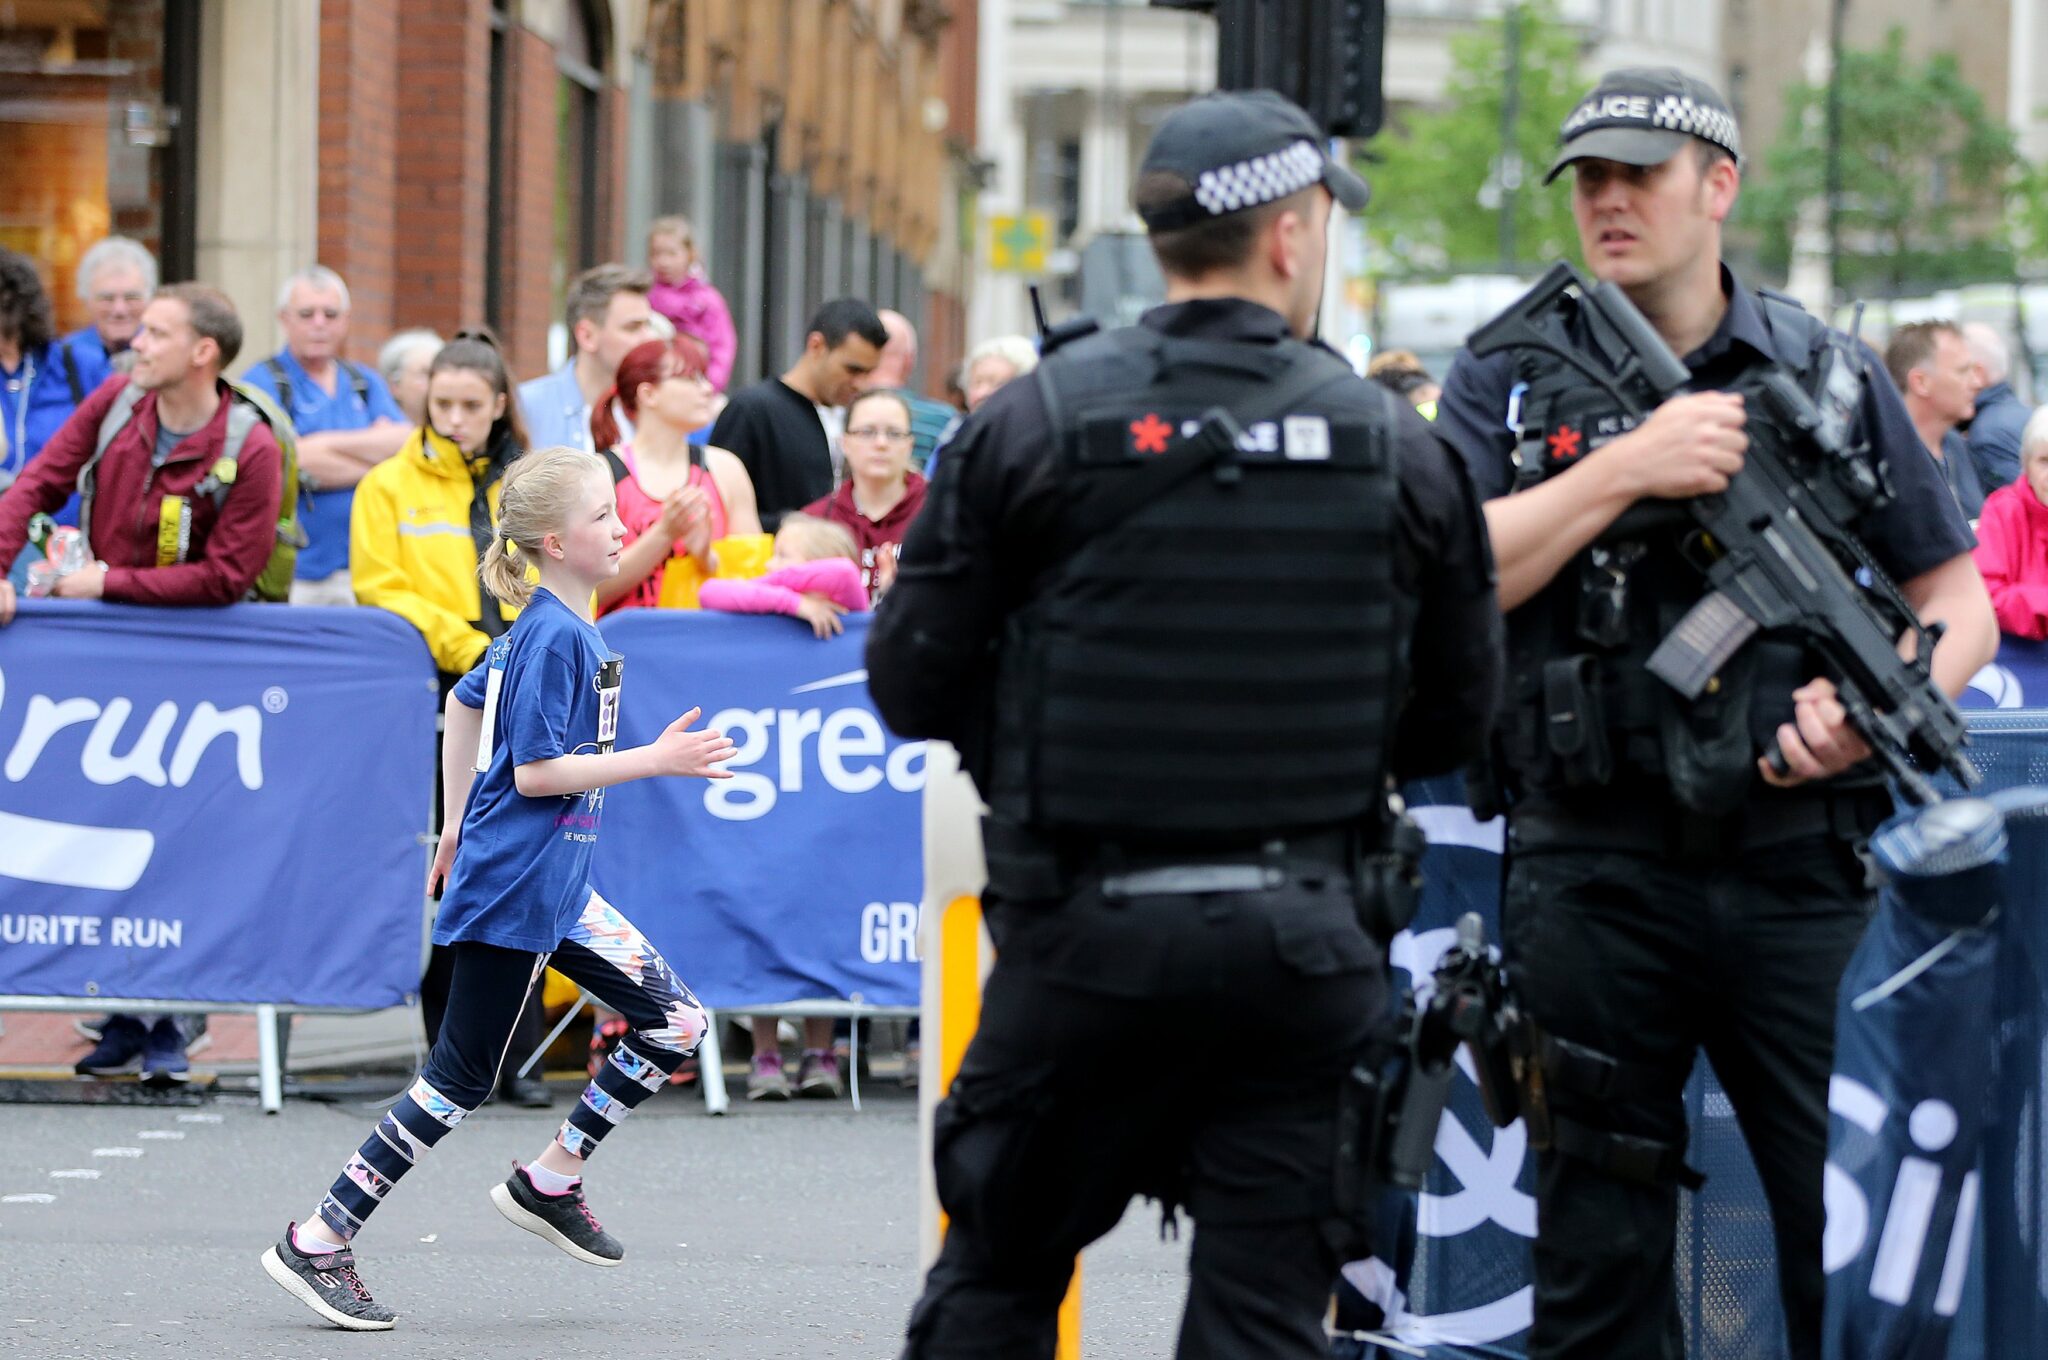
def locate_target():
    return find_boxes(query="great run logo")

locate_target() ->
[702,668,926,822]
[0,663,266,891]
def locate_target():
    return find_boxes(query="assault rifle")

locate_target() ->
[1467,263,1976,806]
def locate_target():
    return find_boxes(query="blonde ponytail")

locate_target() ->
[477,445,607,609]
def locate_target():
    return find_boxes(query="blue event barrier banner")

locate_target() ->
[0,601,437,1009]
[590,611,925,1012]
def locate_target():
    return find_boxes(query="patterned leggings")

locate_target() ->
[316,890,707,1241]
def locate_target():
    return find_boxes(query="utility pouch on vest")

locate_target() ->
[1576,542,1643,649]
[1543,656,1612,786]
[1354,811,1426,944]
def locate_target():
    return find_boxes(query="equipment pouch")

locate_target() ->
[1576,542,1643,649]
[1354,812,1426,943]
[1542,656,1612,786]
[1334,1056,1394,1230]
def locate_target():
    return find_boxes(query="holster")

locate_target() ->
[1352,810,1425,944]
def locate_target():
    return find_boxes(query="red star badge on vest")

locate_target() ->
[1546,424,1583,460]
[1130,412,1173,455]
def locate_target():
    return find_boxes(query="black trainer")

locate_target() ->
[260,1224,397,1331]
[490,1165,624,1266]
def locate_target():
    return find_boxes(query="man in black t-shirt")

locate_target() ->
[710,298,886,532]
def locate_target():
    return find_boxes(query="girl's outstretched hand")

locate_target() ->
[653,706,738,778]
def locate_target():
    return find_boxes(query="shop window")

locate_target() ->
[0,0,191,324]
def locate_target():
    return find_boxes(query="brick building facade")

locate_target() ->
[3,1,981,393]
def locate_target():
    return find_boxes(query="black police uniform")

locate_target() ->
[867,293,1501,1360]
[1435,265,1975,1359]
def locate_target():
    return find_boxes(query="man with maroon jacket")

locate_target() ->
[0,281,281,1084]
[0,281,282,628]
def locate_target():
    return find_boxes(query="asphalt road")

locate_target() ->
[0,1084,1191,1360]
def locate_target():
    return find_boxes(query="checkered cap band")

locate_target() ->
[1560,90,1742,161]
[1192,140,1326,218]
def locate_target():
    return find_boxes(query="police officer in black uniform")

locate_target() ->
[1434,69,1998,1359]
[867,90,1503,1359]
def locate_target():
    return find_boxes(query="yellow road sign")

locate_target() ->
[988,212,1051,274]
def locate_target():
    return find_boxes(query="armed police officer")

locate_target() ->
[1435,69,1998,1359]
[867,90,1502,1360]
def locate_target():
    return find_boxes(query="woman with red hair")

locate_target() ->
[591,336,761,613]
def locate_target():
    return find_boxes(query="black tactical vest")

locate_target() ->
[984,325,1406,841]
[1502,291,1855,815]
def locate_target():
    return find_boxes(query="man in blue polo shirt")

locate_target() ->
[242,265,407,604]
[52,236,156,401]
[517,264,654,453]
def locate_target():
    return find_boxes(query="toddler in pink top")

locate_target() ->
[698,513,868,638]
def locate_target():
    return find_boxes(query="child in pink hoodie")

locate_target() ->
[698,513,868,638]
[646,216,738,393]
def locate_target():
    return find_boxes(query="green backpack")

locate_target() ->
[79,381,307,602]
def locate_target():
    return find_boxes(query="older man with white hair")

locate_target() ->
[53,236,157,400]
[864,308,959,472]
[241,265,408,603]
[1963,321,2034,494]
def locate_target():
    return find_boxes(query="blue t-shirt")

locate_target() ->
[436,589,623,952]
[240,350,404,579]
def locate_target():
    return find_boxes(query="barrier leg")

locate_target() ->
[849,1014,863,1112]
[697,1010,730,1116]
[256,1004,284,1114]
[517,991,587,1078]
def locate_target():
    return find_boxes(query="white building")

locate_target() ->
[971,0,1726,347]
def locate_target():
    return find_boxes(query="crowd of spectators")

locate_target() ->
[0,218,1046,1096]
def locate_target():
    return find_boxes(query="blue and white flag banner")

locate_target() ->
[590,612,925,1011]
[0,601,437,1008]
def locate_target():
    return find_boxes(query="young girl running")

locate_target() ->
[261,446,736,1331]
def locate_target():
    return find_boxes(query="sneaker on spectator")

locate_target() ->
[75,1015,147,1075]
[491,1165,624,1266]
[260,1224,396,1331]
[142,1017,190,1087]
[797,1049,844,1100]
[74,1014,111,1043]
[747,1051,791,1102]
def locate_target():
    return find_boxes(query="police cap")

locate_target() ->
[1544,67,1742,185]
[1136,90,1371,233]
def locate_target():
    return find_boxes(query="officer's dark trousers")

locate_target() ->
[901,881,1385,1360]
[1504,838,1871,1360]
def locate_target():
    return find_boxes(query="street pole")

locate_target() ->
[1499,1,1523,273]
[1824,0,1847,306]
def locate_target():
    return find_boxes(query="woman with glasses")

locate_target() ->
[804,388,927,603]
[591,336,761,614]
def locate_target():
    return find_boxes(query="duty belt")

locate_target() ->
[983,821,1360,901]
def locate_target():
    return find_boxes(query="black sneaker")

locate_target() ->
[75,1015,147,1075]
[74,1014,111,1043]
[260,1224,396,1331]
[490,1165,624,1266]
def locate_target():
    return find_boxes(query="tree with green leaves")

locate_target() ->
[1364,0,1587,278]
[1741,27,2019,297]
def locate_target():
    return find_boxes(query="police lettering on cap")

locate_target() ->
[1544,66,1742,185]
[1138,90,1372,233]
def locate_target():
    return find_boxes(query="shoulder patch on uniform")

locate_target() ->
[1282,415,1331,461]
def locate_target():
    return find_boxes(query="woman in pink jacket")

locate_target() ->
[646,217,738,393]
[1972,406,2048,639]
